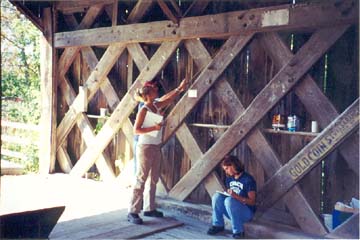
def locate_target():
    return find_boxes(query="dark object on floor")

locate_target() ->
[144,209,164,218]
[232,232,245,239]
[207,225,225,235]
[127,213,143,224]
[0,206,65,239]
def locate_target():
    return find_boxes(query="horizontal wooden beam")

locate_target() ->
[54,0,358,48]
[255,99,359,214]
[55,0,113,14]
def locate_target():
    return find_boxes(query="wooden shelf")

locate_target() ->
[189,124,319,137]
[262,128,319,137]
[86,114,108,119]
[189,123,229,129]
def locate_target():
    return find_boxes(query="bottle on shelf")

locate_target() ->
[287,115,299,132]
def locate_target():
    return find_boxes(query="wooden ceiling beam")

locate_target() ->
[256,99,359,215]
[10,1,44,31]
[55,0,114,14]
[260,32,359,176]
[54,0,358,48]
[167,25,349,201]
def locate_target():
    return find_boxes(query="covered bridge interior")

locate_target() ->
[11,0,359,238]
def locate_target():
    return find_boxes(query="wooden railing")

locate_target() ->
[1,120,39,161]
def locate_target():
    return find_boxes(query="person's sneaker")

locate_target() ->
[232,232,245,239]
[207,225,224,235]
[127,213,143,224]
[143,209,164,217]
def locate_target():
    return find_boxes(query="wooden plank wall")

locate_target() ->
[46,0,359,229]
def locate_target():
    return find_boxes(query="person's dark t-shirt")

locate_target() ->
[225,172,257,212]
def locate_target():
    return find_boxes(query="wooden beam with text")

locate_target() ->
[54,0,357,48]
[255,99,359,214]
[167,26,349,201]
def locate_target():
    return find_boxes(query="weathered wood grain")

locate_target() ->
[39,8,56,174]
[56,43,126,151]
[54,0,358,47]
[167,26,349,201]
[184,38,327,235]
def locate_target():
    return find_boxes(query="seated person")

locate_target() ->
[207,155,256,239]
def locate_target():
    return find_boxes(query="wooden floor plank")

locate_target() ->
[89,217,183,239]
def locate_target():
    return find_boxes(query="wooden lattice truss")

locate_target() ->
[52,0,359,237]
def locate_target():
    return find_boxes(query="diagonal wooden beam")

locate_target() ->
[260,32,359,176]
[128,40,225,197]
[183,0,210,17]
[157,0,178,23]
[58,4,105,77]
[56,147,73,173]
[255,99,359,214]
[167,25,349,201]
[69,41,181,177]
[57,73,116,179]
[163,34,254,143]
[55,0,158,174]
[54,0,358,47]
[184,38,327,235]
[56,43,127,151]
[126,0,155,23]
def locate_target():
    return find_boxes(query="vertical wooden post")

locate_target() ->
[39,7,57,173]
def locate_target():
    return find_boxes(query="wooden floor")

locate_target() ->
[1,174,232,239]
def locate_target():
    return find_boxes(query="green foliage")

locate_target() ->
[1,0,41,172]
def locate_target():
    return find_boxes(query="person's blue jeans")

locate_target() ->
[211,192,254,234]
